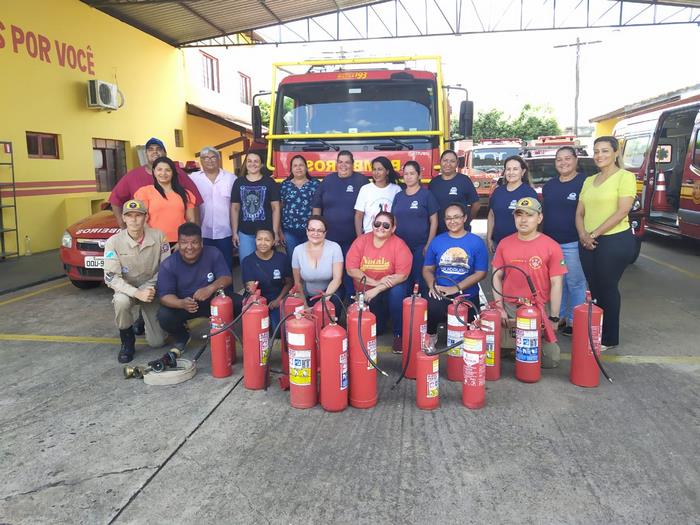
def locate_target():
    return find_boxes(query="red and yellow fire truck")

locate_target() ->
[464,138,522,206]
[252,56,473,181]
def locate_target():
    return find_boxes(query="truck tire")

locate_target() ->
[70,279,101,289]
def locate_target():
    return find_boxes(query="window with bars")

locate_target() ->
[26,132,59,159]
[92,138,127,192]
[201,51,220,92]
[239,72,252,105]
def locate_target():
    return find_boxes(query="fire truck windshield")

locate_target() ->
[274,80,437,135]
[472,147,521,171]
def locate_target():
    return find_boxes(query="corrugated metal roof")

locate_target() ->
[81,0,385,46]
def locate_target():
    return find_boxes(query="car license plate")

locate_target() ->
[84,256,104,269]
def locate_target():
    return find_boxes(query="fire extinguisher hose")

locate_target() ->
[393,293,415,388]
[357,306,389,377]
[588,299,613,383]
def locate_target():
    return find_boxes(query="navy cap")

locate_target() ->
[145,137,165,151]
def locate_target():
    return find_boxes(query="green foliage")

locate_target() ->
[258,98,295,130]
[472,104,561,142]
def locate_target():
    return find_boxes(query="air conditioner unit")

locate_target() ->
[87,80,120,110]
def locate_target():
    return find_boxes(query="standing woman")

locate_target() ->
[354,156,402,235]
[542,146,589,335]
[486,155,538,253]
[392,161,439,293]
[428,150,480,233]
[576,136,637,350]
[280,155,319,258]
[134,156,196,243]
[230,151,281,263]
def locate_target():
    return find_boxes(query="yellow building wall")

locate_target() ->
[593,118,619,138]
[185,115,248,174]
[0,0,242,254]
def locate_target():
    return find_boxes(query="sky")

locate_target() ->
[236,22,700,130]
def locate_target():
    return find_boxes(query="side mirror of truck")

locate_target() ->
[459,100,474,138]
[252,105,263,141]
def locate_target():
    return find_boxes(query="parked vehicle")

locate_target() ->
[465,138,522,206]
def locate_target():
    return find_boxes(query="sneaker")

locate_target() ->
[392,335,402,354]
[560,325,573,337]
[118,327,136,363]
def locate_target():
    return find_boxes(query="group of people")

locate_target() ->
[104,135,636,367]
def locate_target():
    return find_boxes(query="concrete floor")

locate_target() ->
[1,223,699,524]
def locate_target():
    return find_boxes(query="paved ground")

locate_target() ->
[1,224,699,524]
[0,249,63,295]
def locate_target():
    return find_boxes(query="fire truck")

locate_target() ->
[614,100,700,255]
[464,138,523,206]
[251,56,473,181]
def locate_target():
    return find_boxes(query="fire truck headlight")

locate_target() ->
[61,231,73,249]
[473,181,480,188]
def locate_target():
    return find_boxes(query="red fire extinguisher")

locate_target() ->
[515,303,541,383]
[280,288,305,390]
[242,295,270,390]
[480,304,502,381]
[319,321,348,412]
[211,289,235,365]
[400,285,427,381]
[347,299,383,409]
[286,313,318,409]
[462,327,486,409]
[209,315,232,378]
[570,291,611,387]
[415,335,439,410]
[312,296,336,335]
[446,298,473,382]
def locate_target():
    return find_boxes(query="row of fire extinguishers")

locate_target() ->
[203,273,612,412]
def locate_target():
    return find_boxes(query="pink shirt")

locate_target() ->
[189,169,236,239]
[109,165,203,208]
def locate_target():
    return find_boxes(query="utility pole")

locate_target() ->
[554,37,602,135]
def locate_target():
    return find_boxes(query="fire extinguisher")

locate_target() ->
[446,298,473,382]
[319,321,348,412]
[211,289,235,365]
[462,327,486,409]
[280,288,305,390]
[312,295,336,335]
[209,315,232,378]
[515,303,541,383]
[242,295,270,390]
[571,291,613,387]
[415,335,439,410]
[480,304,502,381]
[286,312,318,409]
[398,284,427,382]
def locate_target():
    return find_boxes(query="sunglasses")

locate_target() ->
[373,221,392,230]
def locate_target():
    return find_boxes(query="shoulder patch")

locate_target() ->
[105,250,117,259]
[161,243,170,253]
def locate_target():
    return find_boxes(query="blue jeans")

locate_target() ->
[204,236,233,272]
[237,232,257,263]
[368,282,407,337]
[283,229,306,260]
[560,241,588,324]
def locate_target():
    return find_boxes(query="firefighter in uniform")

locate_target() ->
[103,199,171,363]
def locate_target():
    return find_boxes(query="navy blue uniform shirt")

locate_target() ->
[428,174,479,232]
[311,171,368,245]
[241,251,291,303]
[392,188,440,251]
[157,246,230,299]
[542,174,587,244]
[489,183,538,244]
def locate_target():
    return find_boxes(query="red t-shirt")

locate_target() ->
[108,165,203,207]
[345,233,412,291]
[492,233,567,304]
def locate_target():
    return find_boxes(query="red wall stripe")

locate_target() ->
[13,180,97,188]
[1,186,98,198]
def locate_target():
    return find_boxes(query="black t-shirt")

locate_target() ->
[231,175,280,235]
[240,251,291,303]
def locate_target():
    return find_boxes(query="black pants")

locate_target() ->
[426,293,480,335]
[578,229,635,346]
[157,302,211,343]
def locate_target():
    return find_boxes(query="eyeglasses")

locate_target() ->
[445,215,465,222]
[201,156,218,161]
[307,228,326,234]
[373,221,392,230]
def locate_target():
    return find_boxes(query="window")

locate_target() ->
[92,138,127,192]
[694,130,700,168]
[26,132,59,159]
[622,135,651,170]
[174,129,184,148]
[201,51,220,92]
[239,72,252,105]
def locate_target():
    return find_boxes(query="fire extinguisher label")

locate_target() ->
[259,332,270,365]
[516,316,537,330]
[340,353,348,390]
[463,354,485,386]
[294,305,304,313]
[515,329,539,362]
[290,350,312,386]
[447,329,463,356]
[420,323,427,334]
[367,338,377,369]
[371,324,377,337]
[342,338,348,352]
[447,314,464,327]
[261,316,270,330]
[287,331,305,346]
[211,305,219,316]
[464,337,483,354]
[485,335,495,366]
[427,372,439,398]
[432,359,439,373]
[481,319,495,332]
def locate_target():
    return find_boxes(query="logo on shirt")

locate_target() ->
[207,272,215,283]
[122,266,129,274]
[161,243,170,253]
[438,247,470,275]
[508,199,517,210]
[346,185,354,192]
[448,187,458,196]
[360,256,390,272]
[567,192,578,200]
[528,256,543,270]
[410,200,419,209]
[105,250,116,259]
[273,269,281,280]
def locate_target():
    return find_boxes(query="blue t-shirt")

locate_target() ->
[157,246,230,300]
[424,232,488,297]
[542,174,587,244]
[231,175,280,236]
[280,178,320,233]
[489,183,539,244]
[311,171,368,245]
[428,174,480,232]
[241,251,291,303]
[392,188,440,251]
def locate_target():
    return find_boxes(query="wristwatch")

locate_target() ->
[548,315,560,323]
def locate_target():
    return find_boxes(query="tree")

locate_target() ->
[258,98,294,130]
[471,105,561,142]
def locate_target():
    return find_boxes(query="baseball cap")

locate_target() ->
[145,137,166,151]
[513,197,542,215]
[123,199,148,214]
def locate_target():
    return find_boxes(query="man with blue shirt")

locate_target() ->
[157,222,233,350]
[428,150,480,233]
[422,203,489,339]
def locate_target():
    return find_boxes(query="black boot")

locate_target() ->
[118,327,136,363]
[133,313,145,336]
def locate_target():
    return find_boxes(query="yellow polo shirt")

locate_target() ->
[579,169,637,236]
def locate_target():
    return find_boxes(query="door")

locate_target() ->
[678,116,700,239]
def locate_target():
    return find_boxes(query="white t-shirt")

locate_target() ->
[354,182,402,233]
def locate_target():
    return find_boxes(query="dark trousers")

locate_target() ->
[426,293,480,335]
[204,236,234,272]
[368,282,407,337]
[337,240,355,301]
[406,244,427,296]
[157,302,211,343]
[578,229,635,346]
